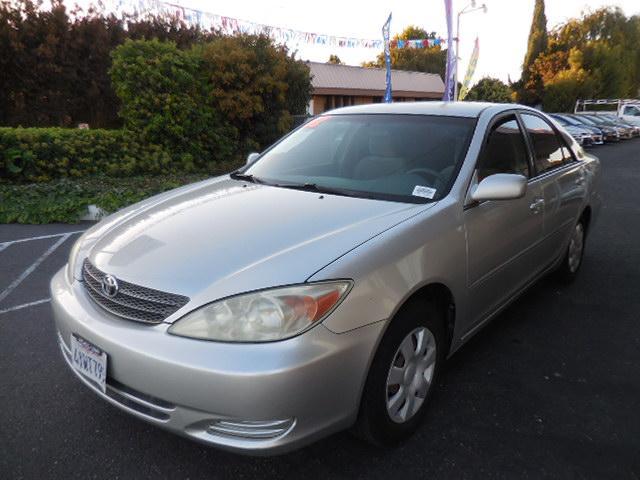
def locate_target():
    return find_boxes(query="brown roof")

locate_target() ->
[308,61,444,98]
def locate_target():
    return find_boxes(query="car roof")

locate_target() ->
[325,101,533,118]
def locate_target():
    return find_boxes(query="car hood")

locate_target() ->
[86,176,429,309]
[565,125,588,135]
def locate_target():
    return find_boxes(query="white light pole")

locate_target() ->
[454,1,487,101]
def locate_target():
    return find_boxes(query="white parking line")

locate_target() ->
[0,230,85,250]
[0,233,72,304]
[0,298,51,315]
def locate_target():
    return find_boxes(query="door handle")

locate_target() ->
[529,198,544,214]
[575,176,585,186]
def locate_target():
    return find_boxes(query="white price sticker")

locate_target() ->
[412,185,437,199]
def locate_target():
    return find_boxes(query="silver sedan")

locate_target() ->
[51,102,601,455]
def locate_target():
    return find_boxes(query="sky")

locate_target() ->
[174,0,640,85]
[72,0,640,86]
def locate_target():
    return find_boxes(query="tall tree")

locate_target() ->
[518,0,548,104]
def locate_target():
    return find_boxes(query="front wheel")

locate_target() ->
[557,219,586,282]
[353,298,445,446]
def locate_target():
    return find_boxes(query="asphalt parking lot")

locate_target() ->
[2,140,640,479]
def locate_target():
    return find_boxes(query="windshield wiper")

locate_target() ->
[230,171,264,184]
[271,181,366,199]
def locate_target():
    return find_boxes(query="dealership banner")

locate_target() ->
[442,0,456,101]
[108,0,444,50]
[458,37,479,101]
[383,13,393,103]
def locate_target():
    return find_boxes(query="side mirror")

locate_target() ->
[470,173,527,202]
[246,152,260,165]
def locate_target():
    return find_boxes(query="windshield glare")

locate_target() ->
[244,114,476,203]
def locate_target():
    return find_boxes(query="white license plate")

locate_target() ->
[70,334,107,393]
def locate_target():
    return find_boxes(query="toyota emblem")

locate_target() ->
[101,274,119,298]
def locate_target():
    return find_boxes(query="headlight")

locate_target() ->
[168,281,352,342]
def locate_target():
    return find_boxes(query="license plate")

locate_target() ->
[70,334,107,393]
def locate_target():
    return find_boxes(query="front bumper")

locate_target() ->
[50,268,384,455]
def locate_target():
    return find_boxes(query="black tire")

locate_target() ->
[556,218,587,283]
[353,297,445,446]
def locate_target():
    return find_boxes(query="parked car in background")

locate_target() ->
[597,114,640,137]
[51,102,601,455]
[552,114,604,145]
[575,99,640,126]
[567,114,620,142]
[549,114,597,147]
[578,114,634,139]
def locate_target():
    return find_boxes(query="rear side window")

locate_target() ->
[477,116,530,181]
[521,113,572,175]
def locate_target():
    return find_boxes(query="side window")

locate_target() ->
[624,106,640,116]
[477,116,530,181]
[521,113,572,175]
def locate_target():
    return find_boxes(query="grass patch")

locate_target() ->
[0,174,212,224]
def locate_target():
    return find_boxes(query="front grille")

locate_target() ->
[82,259,189,324]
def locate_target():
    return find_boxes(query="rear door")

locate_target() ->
[519,112,587,264]
[464,113,545,329]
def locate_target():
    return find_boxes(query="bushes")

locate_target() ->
[0,128,241,182]
[0,35,311,184]
[0,174,210,223]
[198,35,311,151]
[0,0,220,128]
[0,128,157,181]
[110,37,311,156]
[110,39,235,164]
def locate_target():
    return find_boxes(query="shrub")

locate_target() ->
[110,39,236,165]
[0,127,242,182]
[0,128,156,181]
[198,35,311,151]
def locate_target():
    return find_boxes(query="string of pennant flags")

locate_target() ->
[107,0,445,50]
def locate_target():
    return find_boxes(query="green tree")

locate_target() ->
[517,0,548,104]
[362,26,446,77]
[528,7,640,109]
[327,54,343,64]
[464,77,513,103]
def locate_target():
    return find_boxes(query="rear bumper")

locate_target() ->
[50,268,383,455]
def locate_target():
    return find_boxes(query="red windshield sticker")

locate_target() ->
[304,116,332,129]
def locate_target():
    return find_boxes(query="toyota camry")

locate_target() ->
[51,102,601,455]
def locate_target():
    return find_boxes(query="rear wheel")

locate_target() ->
[557,219,586,282]
[354,298,445,446]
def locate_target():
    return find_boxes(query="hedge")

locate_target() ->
[0,127,240,182]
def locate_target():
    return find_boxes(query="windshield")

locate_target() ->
[573,116,597,126]
[584,115,610,125]
[557,115,582,126]
[242,114,476,203]
[551,115,569,126]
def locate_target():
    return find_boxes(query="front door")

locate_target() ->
[464,114,545,333]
